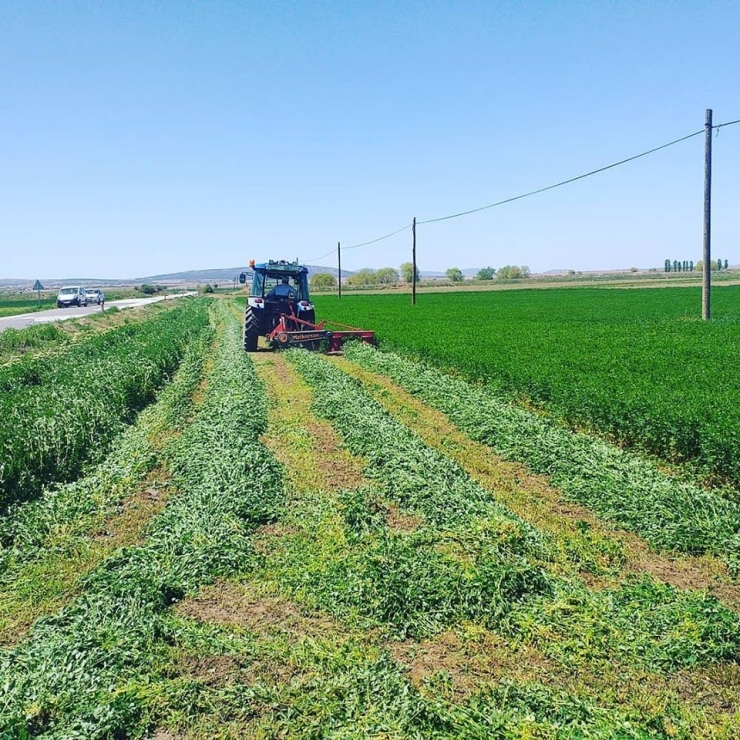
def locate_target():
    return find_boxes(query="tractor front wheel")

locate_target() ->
[243,306,260,352]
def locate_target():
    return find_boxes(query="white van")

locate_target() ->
[56,286,87,308]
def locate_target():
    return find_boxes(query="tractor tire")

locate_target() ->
[302,309,316,325]
[243,305,259,352]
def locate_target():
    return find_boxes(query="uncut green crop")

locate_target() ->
[343,342,740,573]
[0,299,209,511]
[316,287,740,487]
[0,294,56,318]
[0,304,283,738]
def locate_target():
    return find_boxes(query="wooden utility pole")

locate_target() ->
[337,242,342,299]
[702,108,712,320]
[411,217,417,305]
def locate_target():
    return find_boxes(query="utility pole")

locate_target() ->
[337,242,342,299]
[702,108,712,320]
[411,217,417,305]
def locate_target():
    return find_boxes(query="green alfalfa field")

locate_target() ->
[2,286,740,738]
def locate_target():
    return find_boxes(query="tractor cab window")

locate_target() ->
[266,278,299,300]
[252,272,308,301]
[250,272,265,297]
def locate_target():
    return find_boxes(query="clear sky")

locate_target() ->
[2,0,739,279]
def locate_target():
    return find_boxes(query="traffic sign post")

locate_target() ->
[33,280,44,306]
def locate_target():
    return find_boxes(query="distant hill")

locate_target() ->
[0,265,352,290]
[136,267,250,283]
[136,265,352,283]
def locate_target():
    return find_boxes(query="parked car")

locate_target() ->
[56,286,87,308]
[87,289,105,305]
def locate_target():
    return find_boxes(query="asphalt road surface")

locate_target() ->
[0,292,198,333]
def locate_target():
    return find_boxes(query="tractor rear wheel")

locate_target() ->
[243,306,259,352]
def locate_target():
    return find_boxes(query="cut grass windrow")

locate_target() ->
[156,349,739,739]
[288,350,740,677]
[285,351,555,640]
[343,341,740,574]
[331,354,740,610]
[0,299,210,511]
[0,323,213,645]
[156,351,690,739]
[0,303,283,738]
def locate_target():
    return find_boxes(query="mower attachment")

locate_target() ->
[266,314,375,352]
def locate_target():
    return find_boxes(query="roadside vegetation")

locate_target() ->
[0,302,168,363]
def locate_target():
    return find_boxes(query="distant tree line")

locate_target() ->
[310,266,408,291]
[665,259,729,273]
[310,262,533,292]
[445,265,530,281]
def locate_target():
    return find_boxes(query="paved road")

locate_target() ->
[0,292,198,333]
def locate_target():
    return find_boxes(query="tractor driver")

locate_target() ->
[267,276,299,301]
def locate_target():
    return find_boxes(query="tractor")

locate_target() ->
[239,259,374,352]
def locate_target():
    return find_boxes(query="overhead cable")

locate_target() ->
[714,118,740,130]
[343,223,413,250]
[303,247,337,263]
[303,224,410,264]
[418,128,706,224]
[304,117,738,263]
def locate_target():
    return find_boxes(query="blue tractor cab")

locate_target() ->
[239,260,316,351]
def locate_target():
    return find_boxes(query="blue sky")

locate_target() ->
[2,0,739,279]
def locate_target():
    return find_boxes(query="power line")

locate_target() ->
[344,223,412,250]
[714,118,740,130]
[418,128,706,225]
[303,224,411,264]
[303,247,337,263]
[305,117,740,264]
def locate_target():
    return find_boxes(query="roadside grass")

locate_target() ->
[0,294,56,318]
[0,297,177,365]
[0,323,69,361]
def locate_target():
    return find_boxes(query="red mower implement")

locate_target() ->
[267,313,375,352]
